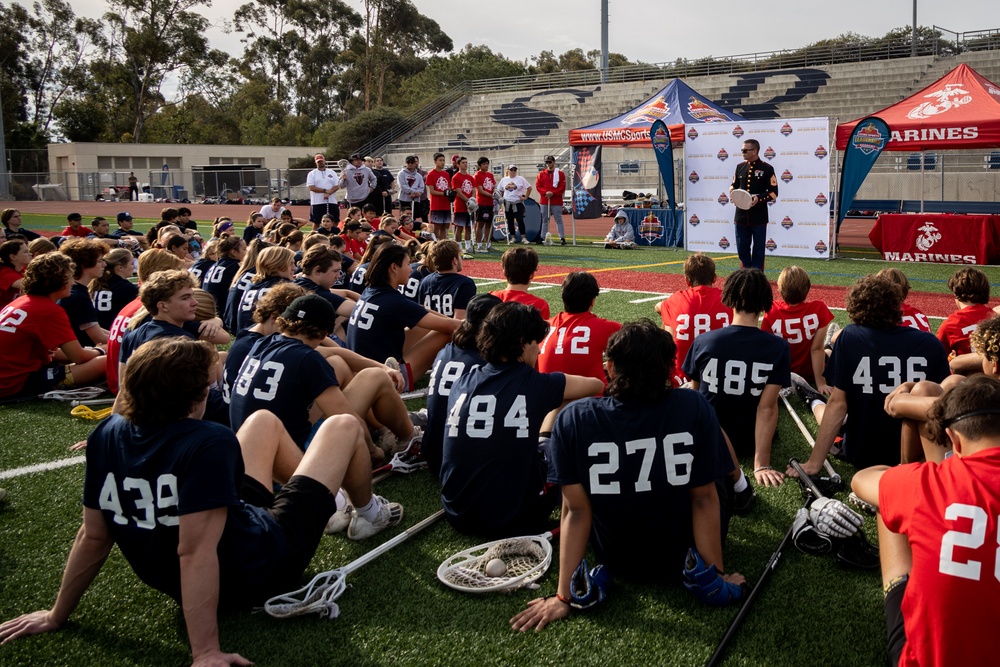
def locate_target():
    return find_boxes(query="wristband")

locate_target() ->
[553,594,572,606]
[754,466,773,473]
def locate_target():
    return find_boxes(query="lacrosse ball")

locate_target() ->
[485,558,508,577]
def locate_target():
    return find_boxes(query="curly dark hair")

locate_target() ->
[22,252,74,296]
[927,374,1000,447]
[845,274,902,329]
[253,283,307,324]
[970,316,1000,364]
[948,267,990,305]
[59,238,106,280]
[721,268,773,314]
[119,337,217,429]
[476,301,550,364]
[874,267,911,300]
[606,319,674,403]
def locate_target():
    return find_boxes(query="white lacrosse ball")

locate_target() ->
[485,558,508,577]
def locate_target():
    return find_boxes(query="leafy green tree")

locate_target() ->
[325,107,405,157]
[397,44,527,108]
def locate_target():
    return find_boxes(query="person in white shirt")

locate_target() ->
[306,154,340,229]
[259,197,286,222]
[397,156,425,220]
[497,165,532,244]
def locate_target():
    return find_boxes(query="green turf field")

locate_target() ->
[1,212,995,666]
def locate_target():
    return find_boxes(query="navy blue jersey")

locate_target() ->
[119,318,202,364]
[110,228,144,240]
[223,329,263,404]
[333,256,354,288]
[92,275,139,330]
[224,271,255,333]
[682,325,791,456]
[243,226,262,243]
[417,272,476,318]
[189,257,214,286]
[346,285,428,363]
[228,333,338,448]
[235,276,288,334]
[347,262,370,294]
[549,390,733,578]
[400,264,430,302]
[424,343,486,477]
[440,362,566,532]
[82,416,297,606]
[201,257,241,317]
[826,324,950,468]
[293,277,347,312]
[59,282,102,346]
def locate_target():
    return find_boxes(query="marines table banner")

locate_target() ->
[683,118,832,259]
[837,116,889,232]
[650,120,677,210]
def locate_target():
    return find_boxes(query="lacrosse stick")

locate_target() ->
[70,398,116,407]
[70,405,113,421]
[41,387,107,402]
[437,527,560,594]
[372,437,426,484]
[788,459,879,570]
[780,393,843,493]
[706,508,800,667]
[264,509,445,619]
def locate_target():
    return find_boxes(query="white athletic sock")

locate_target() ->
[733,471,749,492]
[335,489,348,512]
[810,399,824,412]
[356,495,381,521]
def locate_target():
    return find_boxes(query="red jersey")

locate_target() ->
[61,226,92,238]
[490,288,550,320]
[0,265,24,309]
[658,285,732,385]
[880,448,1000,667]
[106,297,144,394]
[936,303,993,356]
[761,299,834,384]
[451,172,476,214]
[901,302,931,332]
[538,311,621,387]
[427,169,452,212]
[474,171,496,207]
[341,235,364,259]
[0,295,76,397]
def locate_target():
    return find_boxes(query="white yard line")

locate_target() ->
[629,295,669,304]
[0,455,85,481]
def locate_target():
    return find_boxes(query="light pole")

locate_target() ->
[601,0,609,83]
[911,0,917,57]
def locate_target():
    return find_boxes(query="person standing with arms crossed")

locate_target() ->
[730,139,777,271]
[307,154,341,230]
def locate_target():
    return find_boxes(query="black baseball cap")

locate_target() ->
[544,155,556,162]
[349,153,362,161]
[282,295,337,334]
[117,212,133,222]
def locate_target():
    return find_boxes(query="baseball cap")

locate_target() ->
[451,154,460,163]
[116,211,133,222]
[615,209,628,220]
[507,165,518,171]
[405,155,417,164]
[282,294,337,334]
[314,153,326,162]
[544,155,556,162]
[465,293,503,328]
[349,153,362,161]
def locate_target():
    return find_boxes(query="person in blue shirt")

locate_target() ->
[201,236,246,317]
[0,336,403,666]
[233,246,294,334]
[417,240,477,319]
[223,238,269,333]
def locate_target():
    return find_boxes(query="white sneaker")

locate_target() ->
[476,243,484,252]
[545,233,553,246]
[384,357,401,372]
[520,239,530,245]
[348,496,404,540]
[324,504,353,534]
[408,408,429,429]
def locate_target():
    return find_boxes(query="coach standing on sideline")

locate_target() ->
[535,156,567,245]
[343,153,377,211]
[730,139,777,270]
[307,154,341,229]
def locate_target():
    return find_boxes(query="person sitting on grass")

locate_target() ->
[190,238,219,286]
[936,267,993,359]
[346,243,459,393]
[849,375,1000,667]
[684,268,792,499]
[416,240,477,320]
[490,246,550,319]
[538,271,621,388]
[347,235,395,294]
[60,212,92,239]
[0,336,404,667]
[761,265,834,392]
[58,239,110,347]
[233,246,294,334]
[510,321,745,632]
[88,247,138,331]
[0,238,32,309]
[789,273,950,478]
[604,210,635,249]
[440,302,604,538]
[876,267,930,333]
[0,253,106,400]
[655,253,732,386]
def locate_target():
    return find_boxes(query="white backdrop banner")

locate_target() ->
[683,118,831,259]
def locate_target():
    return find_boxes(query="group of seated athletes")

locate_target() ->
[1,239,997,667]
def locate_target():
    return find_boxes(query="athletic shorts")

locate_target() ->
[310,202,340,225]
[453,212,470,227]
[884,575,908,667]
[241,474,337,577]
[397,360,416,393]
[429,210,452,226]
[474,207,493,224]
[7,363,68,399]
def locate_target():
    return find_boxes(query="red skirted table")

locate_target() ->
[869,213,1000,264]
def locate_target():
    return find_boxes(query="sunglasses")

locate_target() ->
[741,148,755,153]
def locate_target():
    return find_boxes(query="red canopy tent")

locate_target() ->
[835,63,1000,151]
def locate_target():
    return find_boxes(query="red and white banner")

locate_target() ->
[869,213,1000,264]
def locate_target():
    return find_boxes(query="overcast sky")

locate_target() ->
[70,0,996,72]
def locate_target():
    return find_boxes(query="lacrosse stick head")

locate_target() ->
[390,436,427,474]
[263,569,347,619]
[437,533,553,593]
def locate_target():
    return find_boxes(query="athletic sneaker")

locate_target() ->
[384,357,401,372]
[476,243,484,252]
[824,322,841,351]
[348,495,404,540]
[560,238,566,246]
[408,409,429,429]
[462,252,474,260]
[791,372,826,406]
[373,426,399,456]
[848,491,877,515]
[520,239,530,245]
[507,238,515,245]
[732,480,756,516]
[324,504,353,534]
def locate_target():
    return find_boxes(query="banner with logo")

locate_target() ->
[837,117,889,231]
[650,120,676,210]
[571,145,603,219]
[683,118,831,259]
